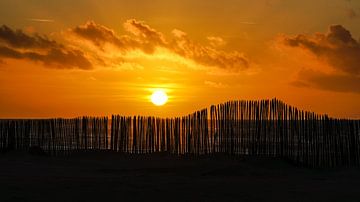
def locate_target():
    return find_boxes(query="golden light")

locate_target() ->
[151,90,168,106]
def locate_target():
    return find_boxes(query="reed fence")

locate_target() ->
[1,99,359,168]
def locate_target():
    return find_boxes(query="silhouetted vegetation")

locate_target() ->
[1,99,359,168]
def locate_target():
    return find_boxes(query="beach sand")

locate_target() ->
[1,151,359,202]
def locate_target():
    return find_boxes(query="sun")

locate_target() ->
[151,90,168,106]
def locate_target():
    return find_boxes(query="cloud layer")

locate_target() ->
[71,19,249,71]
[281,25,360,93]
[0,25,92,69]
[0,20,250,71]
[283,25,360,75]
[292,69,360,94]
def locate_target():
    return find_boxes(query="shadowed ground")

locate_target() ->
[0,151,360,202]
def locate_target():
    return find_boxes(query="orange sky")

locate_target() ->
[0,0,359,118]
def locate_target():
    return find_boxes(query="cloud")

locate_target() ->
[0,46,23,59]
[72,21,120,48]
[207,36,226,47]
[0,25,60,49]
[281,25,360,93]
[204,80,228,88]
[282,25,360,75]
[1,20,250,71]
[238,22,257,25]
[27,18,55,23]
[170,29,249,70]
[346,8,357,19]
[124,19,166,46]
[292,69,360,94]
[70,19,249,71]
[0,45,92,70]
[71,20,165,54]
[0,25,92,69]
[71,21,140,52]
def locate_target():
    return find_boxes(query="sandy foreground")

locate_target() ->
[0,151,360,202]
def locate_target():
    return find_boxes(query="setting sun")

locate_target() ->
[151,90,168,106]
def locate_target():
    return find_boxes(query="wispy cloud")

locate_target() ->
[346,8,357,19]
[27,18,55,23]
[238,22,257,25]
[204,80,228,88]
[207,36,226,47]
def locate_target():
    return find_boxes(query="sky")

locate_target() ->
[0,0,359,118]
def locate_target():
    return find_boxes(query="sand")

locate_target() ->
[1,151,360,202]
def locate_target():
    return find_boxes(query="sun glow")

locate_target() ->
[151,90,168,106]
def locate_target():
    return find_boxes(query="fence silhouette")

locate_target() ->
[1,99,359,168]
[0,117,109,155]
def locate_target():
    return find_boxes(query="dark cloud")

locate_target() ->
[71,20,249,71]
[0,46,92,70]
[282,25,360,93]
[71,21,139,51]
[71,20,162,54]
[0,46,23,58]
[72,21,118,48]
[292,69,360,94]
[283,25,360,75]
[0,25,60,49]
[42,48,92,69]
[0,25,92,69]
